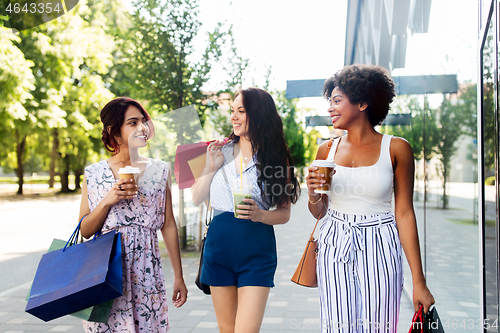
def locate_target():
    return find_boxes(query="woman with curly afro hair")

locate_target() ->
[305,64,434,332]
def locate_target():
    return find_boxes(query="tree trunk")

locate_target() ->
[49,129,59,188]
[74,167,83,190]
[424,159,429,202]
[60,154,71,193]
[15,131,27,195]
[442,164,449,209]
[414,159,420,201]
[176,91,187,250]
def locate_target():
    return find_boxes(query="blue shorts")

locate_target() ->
[200,211,277,288]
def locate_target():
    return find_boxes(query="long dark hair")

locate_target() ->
[228,88,300,207]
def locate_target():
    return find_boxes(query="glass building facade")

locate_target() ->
[479,1,499,331]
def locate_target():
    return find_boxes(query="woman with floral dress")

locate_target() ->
[78,97,187,332]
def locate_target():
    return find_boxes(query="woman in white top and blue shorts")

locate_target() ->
[191,87,301,333]
[306,64,435,332]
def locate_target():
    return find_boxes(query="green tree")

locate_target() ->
[275,91,306,167]
[208,27,250,138]
[381,96,440,201]
[57,1,115,191]
[1,27,67,194]
[382,96,439,161]
[9,0,115,193]
[124,0,227,248]
[459,84,478,139]
[435,94,467,209]
[0,28,35,194]
[59,74,114,191]
[481,28,496,174]
[304,129,322,164]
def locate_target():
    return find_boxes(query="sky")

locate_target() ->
[193,0,348,92]
[194,0,478,116]
[392,0,478,84]
[124,0,478,118]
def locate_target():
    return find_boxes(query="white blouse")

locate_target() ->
[209,141,271,212]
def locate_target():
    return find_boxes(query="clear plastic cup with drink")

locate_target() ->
[232,178,253,218]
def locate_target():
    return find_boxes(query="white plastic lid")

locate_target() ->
[118,166,140,174]
[311,160,335,167]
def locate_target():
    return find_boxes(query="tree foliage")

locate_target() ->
[111,0,230,248]
[275,91,306,167]
[0,0,117,193]
[382,88,478,209]
[435,94,467,208]
[381,96,439,161]
[0,29,35,176]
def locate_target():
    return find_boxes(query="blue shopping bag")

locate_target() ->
[25,239,115,322]
[25,220,123,322]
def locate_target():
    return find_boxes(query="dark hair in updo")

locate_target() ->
[322,64,396,126]
[100,97,151,154]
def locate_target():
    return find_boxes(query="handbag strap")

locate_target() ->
[204,197,213,227]
[205,159,229,226]
[309,138,335,237]
[324,138,335,161]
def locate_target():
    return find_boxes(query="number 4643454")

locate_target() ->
[5,2,63,14]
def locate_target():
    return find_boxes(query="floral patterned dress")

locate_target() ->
[83,158,170,332]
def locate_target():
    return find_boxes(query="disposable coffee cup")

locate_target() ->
[311,160,336,194]
[232,178,253,218]
[118,166,140,186]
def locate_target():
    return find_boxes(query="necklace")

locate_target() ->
[241,151,252,161]
[237,144,253,162]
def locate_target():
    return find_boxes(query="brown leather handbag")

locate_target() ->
[291,214,322,287]
[291,138,334,288]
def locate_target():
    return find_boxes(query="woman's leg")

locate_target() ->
[234,286,270,333]
[211,286,238,333]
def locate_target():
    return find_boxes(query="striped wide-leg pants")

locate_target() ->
[317,210,404,333]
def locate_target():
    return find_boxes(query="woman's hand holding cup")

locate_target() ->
[306,160,336,201]
[306,165,325,200]
[105,179,138,206]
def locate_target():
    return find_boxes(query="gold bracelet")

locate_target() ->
[309,195,322,205]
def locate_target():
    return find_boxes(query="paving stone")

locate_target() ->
[1,187,478,332]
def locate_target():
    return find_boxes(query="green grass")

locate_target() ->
[0,175,77,184]
[446,218,495,227]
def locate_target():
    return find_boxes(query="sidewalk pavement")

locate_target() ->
[0,188,416,333]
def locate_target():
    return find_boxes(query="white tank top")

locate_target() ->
[327,134,394,215]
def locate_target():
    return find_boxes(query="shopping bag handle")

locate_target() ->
[63,216,84,251]
[408,304,424,333]
[62,216,104,251]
